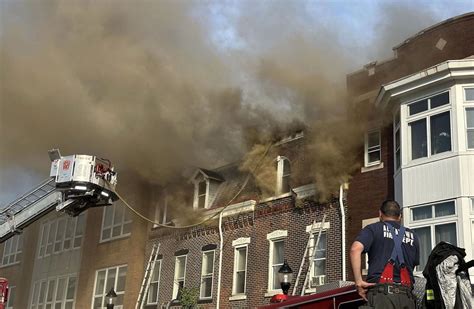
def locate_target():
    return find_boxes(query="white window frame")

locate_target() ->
[100,203,132,242]
[92,265,127,309]
[172,255,187,300]
[466,107,474,150]
[38,213,85,258]
[147,259,162,305]
[30,274,77,309]
[305,222,330,292]
[193,179,209,210]
[200,250,215,299]
[230,237,250,299]
[6,285,15,309]
[409,200,458,272]
[394,109,402,171]
[406,90,452,162]
[266,230,288,293]
[1,234,22,267]
[276,156,291,195]
[364,130,381,167]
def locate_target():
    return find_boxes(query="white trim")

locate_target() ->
[364,130,382,167]
[229,294,247,301]
[199,250,215,300]
[100,203,132,243]
[232,244,248,296]
[1,234,22,267]
[5,285,15,309]
[172,255,187,299]
[232,237,251,247]
[276,156,291,195]
[147,259,162,305]
[91,265,127,308]
[266,230,288,240]
[305,222,330,233]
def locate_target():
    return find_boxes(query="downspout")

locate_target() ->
[216,210,224,309]
[339,184,347,281]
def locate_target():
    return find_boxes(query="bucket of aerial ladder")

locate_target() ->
[0,278,8,309]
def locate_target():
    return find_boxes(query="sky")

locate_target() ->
[0,0,473,206]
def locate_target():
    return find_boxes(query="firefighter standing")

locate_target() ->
[350,200,420,309]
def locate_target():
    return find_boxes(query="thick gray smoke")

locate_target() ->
[0,0,466,204]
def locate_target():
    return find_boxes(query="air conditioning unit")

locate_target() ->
[311,275,326,287]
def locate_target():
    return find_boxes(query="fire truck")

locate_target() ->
[0,149,118,243]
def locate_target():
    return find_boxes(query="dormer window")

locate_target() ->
[190,169,224,210]
[276,156,291,195]
[197,180,207,209]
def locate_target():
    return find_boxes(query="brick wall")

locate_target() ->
[145,194,344,308]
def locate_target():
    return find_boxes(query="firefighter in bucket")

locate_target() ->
[350,200,420,309]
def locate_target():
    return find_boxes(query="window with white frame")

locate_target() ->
[101,202,132,242]
[30,274,76,309]
[233,246,248,295]
[147,259,162,305]
[312,232,327,287]
[1,234,22,267]
[197,181,207,209]
[269,239,285,290]
[6,285,14,309]
[172,255,187,299]
[276,156,291,195]
[466,108,474,149]
[465,88,474,101]
[38,213,85,258]
[408,91,451,160]
[92,265,127,308]
[411,201,457,271]
[365,130,381,166]
[200,250,215,299]
[394,110,401,170]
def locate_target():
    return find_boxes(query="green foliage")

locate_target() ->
[178,287,199,308]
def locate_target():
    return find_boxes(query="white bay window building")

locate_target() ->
[376,58,474,276]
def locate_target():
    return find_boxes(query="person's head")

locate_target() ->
[379,200,402,221]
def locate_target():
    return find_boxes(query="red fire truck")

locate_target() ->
[0,278,8,309]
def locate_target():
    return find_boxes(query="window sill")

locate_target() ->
[99,233,131,244]
[197,298,213,304]
[361,162,384,173]
[229,294,247,301]
[264,290,283,297]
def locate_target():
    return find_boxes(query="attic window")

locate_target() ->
[198,181,207,209]
[276,156,291,195]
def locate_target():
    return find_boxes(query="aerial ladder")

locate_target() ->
[0,149,119,243]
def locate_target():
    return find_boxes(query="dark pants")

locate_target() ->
[360,284,417,309]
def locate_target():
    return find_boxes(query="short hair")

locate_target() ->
[380,200,401,217]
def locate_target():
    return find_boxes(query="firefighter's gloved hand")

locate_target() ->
[355,280,375,301]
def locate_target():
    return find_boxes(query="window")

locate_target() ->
[1,234,22,266]
[38,213,85,258]
[394,110,401,170]
[276,156,291,194]
[6,286,14,309]
[465,88,474,101]
[408,92,451,160]
[200,251,215,299]
[411,200,457,270]
[467,108,474,149]
[92,265,127,308]
[413,223,457,271]
[411,201,455,221]
[30,275,76,309]
[365,130,381,166]
[269,240,285,290]
[172,256,187,299]
[197,181,207,209]
[312,232,327,287]
[147,259,162,305]
[101,202,132,242]
[233,246,248,295]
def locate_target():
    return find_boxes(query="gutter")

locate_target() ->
[216,210,224,308]
[339,184,346,281]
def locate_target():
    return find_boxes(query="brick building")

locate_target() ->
[1,12,473,309]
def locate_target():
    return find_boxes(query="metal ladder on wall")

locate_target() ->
[292,214,327,296]
[136,243,161,309]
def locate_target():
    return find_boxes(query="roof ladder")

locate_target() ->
[136,243,161,309]
[292,213,327,296]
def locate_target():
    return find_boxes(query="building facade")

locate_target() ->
[1,12,473,309]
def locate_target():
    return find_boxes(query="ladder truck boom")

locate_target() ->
[0,149,119,243]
